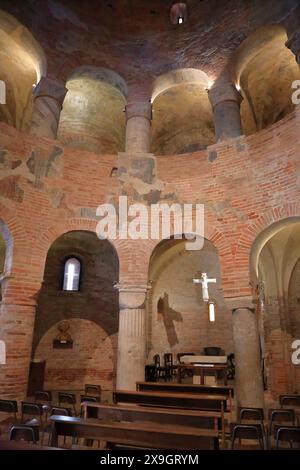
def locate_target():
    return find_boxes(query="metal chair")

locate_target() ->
[21,402,43,426]
[231,423,265,449]
[0,399,18,423]
[280,394,300,409]
[268,409,295,448]
[9,425,36,444]
[80,395,99,403]
[164,353,177,380]
[46,407,73,445]
[153,354,167,381]
[35,391,52,420]
[84,384,101,397]
[58,392,76,415]
[275,426,300,449]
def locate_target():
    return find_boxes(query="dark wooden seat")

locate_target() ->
[230,423,265,450]
[49,415,219,450]
[9,425,37,444]
[136,381,234,411]
[82,402,222,432]
[114,389,227,447]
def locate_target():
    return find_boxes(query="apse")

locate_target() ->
[32,230,119,391]
[58,66,128,153]
[147,237,233,360]
[233,25,300,135]
[0,10,46,131]
[151,69,215,155]
[252,218,300,395]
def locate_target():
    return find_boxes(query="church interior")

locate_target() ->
[1,0,300,454]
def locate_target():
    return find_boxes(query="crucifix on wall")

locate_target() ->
[193,273,217,322]
[193,272,216,302]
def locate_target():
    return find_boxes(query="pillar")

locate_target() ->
[125,102,152,153]
[208,82,243,142]
[232,303,264,408]
[115,283,148,390]
[0,302,36,400]
[30,77,67,139]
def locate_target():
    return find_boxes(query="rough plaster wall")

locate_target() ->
[147,240,233,361]
[34,319,117,391]
[33,230,119,390]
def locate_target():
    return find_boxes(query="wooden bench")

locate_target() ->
[49,415,219,450]
[113,389,227,446]
[82,402,222,431]
[136,381,234,411]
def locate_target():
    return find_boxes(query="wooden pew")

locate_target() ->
[136,381,234,411]
[82,402,221,431]
[113,389,227,446]
[49,415,219,450]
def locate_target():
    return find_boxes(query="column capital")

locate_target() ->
[114,282,151,309]
[33,77,67,107]
[125,102,152,122]
[208,82,243,109]
[286,29,300,65]
[225,296,255,312]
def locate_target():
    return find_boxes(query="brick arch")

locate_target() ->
[41,217,119,256]
[235,203,300,286]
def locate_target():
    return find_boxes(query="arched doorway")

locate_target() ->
[250,217,300,397]
[31,230,119,395]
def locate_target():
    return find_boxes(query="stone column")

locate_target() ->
[30,77,67,139]
[286,29,300,66]
[115,283,148,390]
[231,300,264,408]
[125,102,152,153]
[0,302,36,400]
[208,82,243,142]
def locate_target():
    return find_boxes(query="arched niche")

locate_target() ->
[147,236,232,360]
[0,10,46,131]
[232,24,300,135]
[58,66,128,153]
[250,217,300,395]
[151,69,215,155]
[34,318,117,392]
[33,230,119,353]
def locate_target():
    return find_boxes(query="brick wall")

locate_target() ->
[32,230,119,391]
[0,105,300,397]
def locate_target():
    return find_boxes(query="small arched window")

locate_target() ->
[63,257,81,291]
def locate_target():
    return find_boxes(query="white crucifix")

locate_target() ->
[193,272,216,302]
